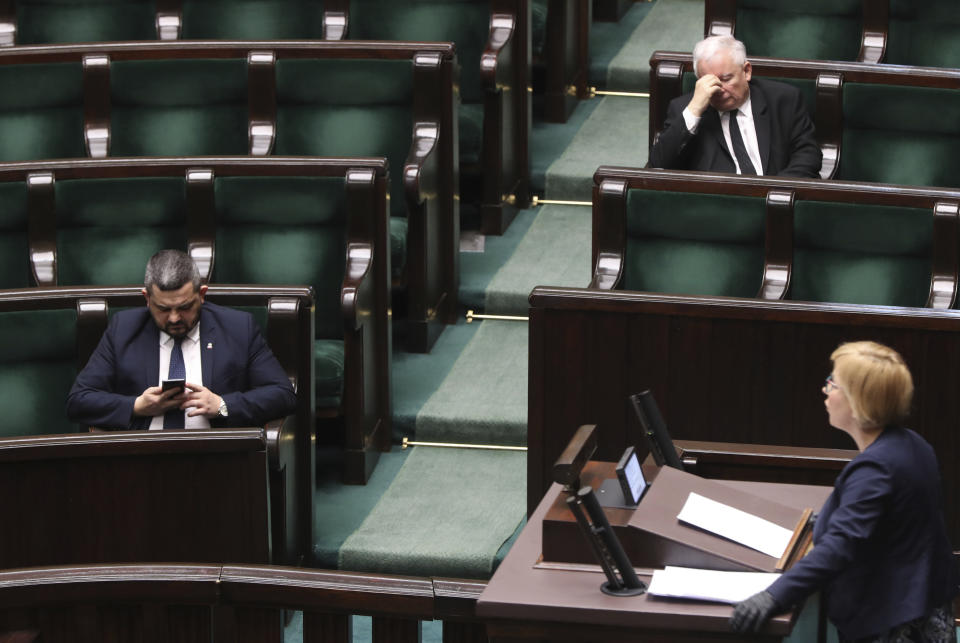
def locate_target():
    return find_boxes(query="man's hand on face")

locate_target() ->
[183,382,223,418]
[134,385,186,417]
[688,73,723,117]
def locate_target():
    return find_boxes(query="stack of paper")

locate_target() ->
[676,492,794,558]
[647,566,780,604]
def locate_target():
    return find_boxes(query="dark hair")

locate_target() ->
[144,249,201,292]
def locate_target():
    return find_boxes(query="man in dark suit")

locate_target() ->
[649,35,822,178]
[67,249,296,430]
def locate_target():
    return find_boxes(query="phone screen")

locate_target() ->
[623,452,647,503]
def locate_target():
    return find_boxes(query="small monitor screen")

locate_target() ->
[616,446,648,505]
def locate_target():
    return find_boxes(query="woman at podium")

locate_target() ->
[731,341,958,641]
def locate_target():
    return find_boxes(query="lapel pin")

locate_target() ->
[206,342,213,349]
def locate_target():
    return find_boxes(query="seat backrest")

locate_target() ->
[623,189,765,298]
[0,306,79,437]
[110,58,249,156]
[887,0,960,68]
[791,200,931,307]
[729,0,862,61]
[0,62,85,161]
[210,175,347,339]
[839,82,960,188]
[15,0,158,44]
[180,0,326,38]
[0,181,30,288]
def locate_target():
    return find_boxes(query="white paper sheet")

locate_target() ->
[647,566,781,604]
[676,492,793,558]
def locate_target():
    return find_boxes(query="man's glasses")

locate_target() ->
[824,374,842,393]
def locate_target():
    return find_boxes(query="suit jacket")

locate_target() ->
[767,427,959,640]
[66,302,297,429]
[649,78,822,178]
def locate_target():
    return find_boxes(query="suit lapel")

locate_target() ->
[139,315,160,393]
[704,108,731,163]
[751,81,771,174]
[200,305,215,387]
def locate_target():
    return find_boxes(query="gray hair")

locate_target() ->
[692,35,747,77]
[144,249,201,292]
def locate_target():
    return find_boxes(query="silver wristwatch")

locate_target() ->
[217,398,228,418]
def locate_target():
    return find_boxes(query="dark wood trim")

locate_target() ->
[928,202,960,309]
[25,172,56,287]
[247,50,277,157]
[156,0,183,40]
[815,72,843,180]
[588,178,627,290]
[704,0,736,37]
[539,0,590,123]
[591,0,632,23]
[184,167,216,283]
[0,0,14,46]
[759,189,794,300]
[859,0,889,63]
[81,54,110,159]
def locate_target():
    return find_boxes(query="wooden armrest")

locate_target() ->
[589,178,627,289]
[185,168,215,283]
[927,202,959,309]
[858,0,889,63]
[815,72,843,180]
[704,0,736,37]
[758,190,794,300]
[481,10,518,90]
[82,55,111,159]
[247,51,276,156]
[26,173,57,287]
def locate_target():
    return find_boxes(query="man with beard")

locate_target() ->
[67,249,296,430]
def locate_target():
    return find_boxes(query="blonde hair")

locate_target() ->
[831,341,913,428]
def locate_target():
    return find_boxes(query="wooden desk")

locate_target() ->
[478,466,832,642]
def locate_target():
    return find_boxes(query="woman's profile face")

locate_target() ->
[824,373,857,433]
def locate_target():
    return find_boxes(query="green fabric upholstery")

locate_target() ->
[390,216,407,280]
[55,177,186,286]
[210,176,346,340]
[16,0,156,44]
[0,309,78,437]
[840,83,960,188]
[623,190,765,297]
[0,182,31,288]
[459,102,484,167]
[181,0,326,39]
[792,200,931,307]
[734,0,861,61]
[275,59,413,219]
[315,339,345,408]
[110,60,248,157]
[888,1,960,68]
[531,0,548,57]
[0,63,85,161]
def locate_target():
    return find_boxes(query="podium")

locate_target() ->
[477,460,832,642]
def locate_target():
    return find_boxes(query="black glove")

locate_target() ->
[729,590,780,633]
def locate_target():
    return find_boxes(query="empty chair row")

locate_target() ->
[0,156,391,484]
[591,167,960,309]
[0,285,313,566]
[650,52,960,190]
[0,40,457,351]
[705,0,960,68]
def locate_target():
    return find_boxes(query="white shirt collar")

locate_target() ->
[726,95,753,121]
[159,321,200,347]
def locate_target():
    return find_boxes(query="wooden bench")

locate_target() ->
[0,157,392,485]
[532,0,590,123]
[0,40,457,353]
[592,167,960,308]
[528,286,960,547]
[650,51,960,187]
[0,284,314,566]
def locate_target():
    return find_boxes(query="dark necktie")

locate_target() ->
[163,337,185,429]
[728,109,757,175]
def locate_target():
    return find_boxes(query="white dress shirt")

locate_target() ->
[682,94,764,174]
[149,321,211,430]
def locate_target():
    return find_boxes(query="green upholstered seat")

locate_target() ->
[55,177,187,286]
[839,83,960,189]
[888,0,960,68]
[792,201,931,308]
[0,309,78,437]
[0,63,85,161]
[733,0,861,61]
[0,182,31,288]
[623,190,765,297]
[109,60,249,157]
[16,0,157,44]
[180,0,326,39]
[210,176,347,406]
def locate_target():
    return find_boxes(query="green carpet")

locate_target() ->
[338,447,526,578]
[416,320,528,446]
[544,95,650,201]
[589,0,658,89]
[483,204,592,316]
[606,0,704,91]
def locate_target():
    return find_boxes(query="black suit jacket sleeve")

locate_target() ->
[777,85,821,178]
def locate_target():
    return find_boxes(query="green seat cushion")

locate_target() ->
[734,0,861,61]
[0,182,30,288]
[211,176,347,340]
[110,60,249,156]
[390,216,407,280]
[792,200,931,307]
[16,0,157,44]
[0,63,85,161]
[624,190,765,297]
[55,177,187,286]
[181,0,326,39]
[275,59,413,219]
[315,339,344,409]
[0,309,78,437]
[888,1,960,68]
[840,83,960,188]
